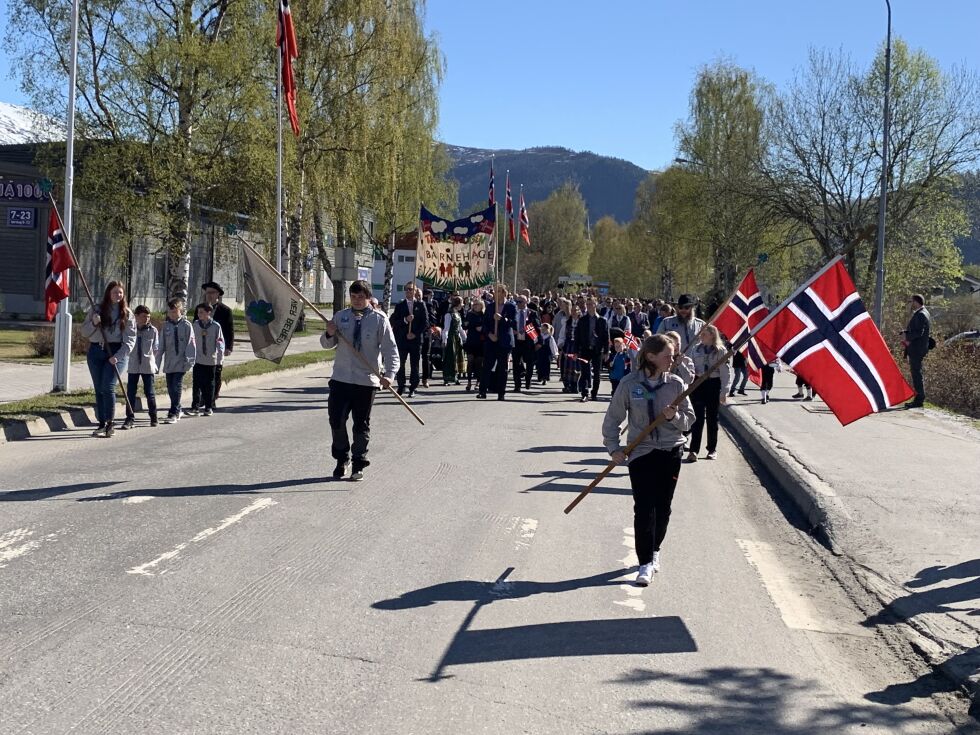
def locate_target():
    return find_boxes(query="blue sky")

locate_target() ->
[1,0,978,171]
[423,0,980,169]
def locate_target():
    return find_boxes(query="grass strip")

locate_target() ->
[0,349,331,426]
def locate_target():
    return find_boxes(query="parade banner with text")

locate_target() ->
[240,242,304,363]
[416,205,496,291]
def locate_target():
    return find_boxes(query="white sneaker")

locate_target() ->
[651,551,661,573]
[636,563,653,587]
[706,451,717,460]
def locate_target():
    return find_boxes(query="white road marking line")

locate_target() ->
[736,539,873,637]
[617,526,645,611]
[127,498,276,577]
[0,527,58,569]
[122,496,154,504]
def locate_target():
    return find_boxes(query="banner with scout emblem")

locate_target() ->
[240,242,304,363]
[416,204,496,291]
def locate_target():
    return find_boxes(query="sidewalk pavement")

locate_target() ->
[722,371,980,708]
[0,331,327,405]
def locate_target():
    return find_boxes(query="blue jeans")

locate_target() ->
[730,366,748,394]
[166,372,185,415]
[126,373,157,420]
[87,342,127,424]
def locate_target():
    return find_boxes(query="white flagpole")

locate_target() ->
[52,0,80,392]
[276,47,284,274]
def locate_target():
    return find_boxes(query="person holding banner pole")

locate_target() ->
[478,283,517,401]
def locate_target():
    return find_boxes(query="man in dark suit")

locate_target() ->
[391,281,430,397]
[421,289,439,387]
[902,293,931,409]
[629,302,649,334]
[575,297,609,401]
[201,281,234,408]
[512,294,542,392]
[479,283,518,401]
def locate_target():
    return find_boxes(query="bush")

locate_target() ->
[898,344,980,418]
[29,324,91,358]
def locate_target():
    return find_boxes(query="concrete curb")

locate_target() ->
[0,361,328,445]
[720,403,980,715]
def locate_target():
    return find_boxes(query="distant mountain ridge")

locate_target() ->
[445,144,650,224]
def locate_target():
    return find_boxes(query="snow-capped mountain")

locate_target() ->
[0,101,65,145]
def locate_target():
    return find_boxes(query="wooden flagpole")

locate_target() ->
[48,194,135,416]
[237,237,424,426]
[566,228,874,514]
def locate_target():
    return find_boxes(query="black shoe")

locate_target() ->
[497,395,506,401]
[580,395,589,402]
[408,389,416,398]
[332,461,349,480]
[149,417,158,427]
[103,424,115,438]
[904,400,924,409]
[91,422,106,437]
[738,390,747,396]
[476,392,487,399]
[121,418,135,430]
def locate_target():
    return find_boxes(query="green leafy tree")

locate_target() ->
[519,183,592,294]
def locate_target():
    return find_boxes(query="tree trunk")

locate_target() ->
[382,227,395,312]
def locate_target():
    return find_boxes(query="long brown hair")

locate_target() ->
[636,334,672,375]
[99,280,129,331]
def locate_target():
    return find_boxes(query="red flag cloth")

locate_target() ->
[623,331,641,351]
[488,159,495,207]
[519,188,530,246]
[524,322,538,341]
[44,209,73,321]
[714,268,776,386]
[505,172,515,241]
[756,260,914,425]
[277,0,300,137]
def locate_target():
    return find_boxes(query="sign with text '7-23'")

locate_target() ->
[7,207,36,229]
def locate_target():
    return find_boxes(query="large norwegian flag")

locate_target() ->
[505,171,515,241]
[756,260,914,425]
[45,209,75,321]
[277,0,300,137]
[715,268,776,385]
[518,186,530,246]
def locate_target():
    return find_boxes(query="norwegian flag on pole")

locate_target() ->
[756,260,914,426]
[714,268,776,385]
[488,158,495,207]
[623,331,641,351]
[505,171,515,241]
[45,209,74,321]
[518,186,530,246]
[524,322,539,341]
[277,0,300,137]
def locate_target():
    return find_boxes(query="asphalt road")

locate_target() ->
[0,366,976,734]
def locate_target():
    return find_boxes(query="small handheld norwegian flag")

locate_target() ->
[524,322,539,341]
[623,331,641,351]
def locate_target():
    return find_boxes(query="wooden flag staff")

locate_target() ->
[48,194,135,416]
[567,228,874,514]
[236,238,424,426]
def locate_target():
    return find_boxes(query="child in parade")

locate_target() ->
[536,322,558,384]
[760,359,780,404]
[160,298,196,423]
[729,350,749,397]
[686,325,732,462]
[442,296,465,386]
[664,331,695,385]
[607,337,631,395]
[793,374,814,401]
[80,280,137,438]
[122,305,159,429]
[189,303,225,416]
[602,335,696,586]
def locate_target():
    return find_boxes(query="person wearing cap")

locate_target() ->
[656,294,705,354]
[201,281,235,408]
[321,280,399,481]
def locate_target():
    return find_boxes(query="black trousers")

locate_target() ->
[421,334,433,383]
[481,345,511,398]
[126,373,157,420]
[191,364,218,410]
[214,364,224,402]
[761,366,775,392]
[396,339,422,391]
[328,379,377,469]
[512,339,535,389]
[578,351,603,397]
[690,377,721,453]
[628,448,682,564]
[908,351,925,402]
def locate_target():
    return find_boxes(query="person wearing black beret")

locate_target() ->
[201,281,235,408]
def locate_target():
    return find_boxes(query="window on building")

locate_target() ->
[153,253,166,286]
[404,255,415,263]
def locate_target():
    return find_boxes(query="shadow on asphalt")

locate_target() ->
[67,476,341,502]
[863,560,980,718]
[0,481,124,502]
[217,401,324,414]
[613,666,946,733]
[518,445,607,454]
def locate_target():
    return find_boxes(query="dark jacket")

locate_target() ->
[464,311,486,354]
[629,311,649,334]
[391,298,431,346]
[513,307,543,347]
[211,301,235,352]
[482,300,519,351]
[904,307,932,357]
[575,313,609,357]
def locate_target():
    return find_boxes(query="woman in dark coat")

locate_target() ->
[463,298,486,392]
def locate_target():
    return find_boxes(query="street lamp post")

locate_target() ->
[873,0,892,328]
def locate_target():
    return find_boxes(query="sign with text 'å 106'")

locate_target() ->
[0,180,46,202]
